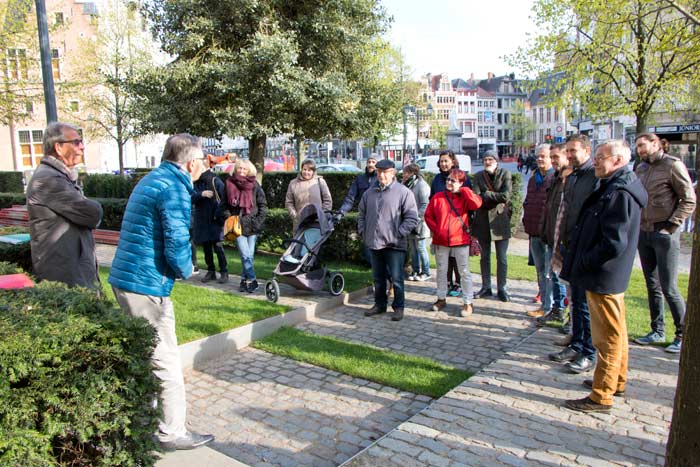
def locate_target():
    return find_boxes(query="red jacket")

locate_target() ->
[425,187,483,247]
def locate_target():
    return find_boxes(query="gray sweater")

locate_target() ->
[358,179,418,251]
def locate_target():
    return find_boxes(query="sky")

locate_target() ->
[380,0,538,81]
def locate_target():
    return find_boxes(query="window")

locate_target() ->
[6,48,28,80]
[18,129,44,168]
[51,48,60,79]
[504,114,509,125]
[497,98,502,109]
[539,108,544,123]
[478,112,483,123]
[25,101,33,113]
[554,107,559,122]
[55,12,64,25]
[532,109,537,123]
[539,129,544,143]
[497,113,502,124]
[489,101,495,108]
[497,129,503,140]
[546,108,551,123]
[69,100,79,112]
[478,127,484,138]
[489,126,495,138]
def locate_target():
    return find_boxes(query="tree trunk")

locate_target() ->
[248,134,266,183]
[665,158,700,466]
[118,142,125,176]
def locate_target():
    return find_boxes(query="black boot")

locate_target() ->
[239,279,248,292]
[473,287,493,299]
[201,271,216,283]
[247,280,259,293]
[218,272,229,284]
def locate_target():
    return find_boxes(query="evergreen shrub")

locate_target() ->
[81,174,138,199]
[0,172,23,193]
[0,282,161,467]
[0,241,32,272]
[0,192,26,209]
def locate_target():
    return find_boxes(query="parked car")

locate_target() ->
[316,164,362,173]
[414,154,472,174]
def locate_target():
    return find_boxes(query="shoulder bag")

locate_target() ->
[445,193,480,256]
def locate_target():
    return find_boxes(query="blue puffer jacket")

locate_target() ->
[109,161,194,296]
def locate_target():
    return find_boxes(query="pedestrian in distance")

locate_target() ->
[430,150,472,297]
[359,159,418,322]
[26,122,103,289]
[549,134,599,374]
[425,168,482,317]
[108,134,214,451]
[633,132,696,353]
[402,163,432,282]
[192,161,228,284]
[471,150,513,302]
[285,159,332,231]
[225,159,268,293]
[561,140,647,413]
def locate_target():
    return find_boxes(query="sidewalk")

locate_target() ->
[95,245,678,466]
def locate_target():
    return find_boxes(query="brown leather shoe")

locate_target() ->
[430,299,447,312]
[564,396,611,413]
[459,303,473,317]
[527,308,545,318]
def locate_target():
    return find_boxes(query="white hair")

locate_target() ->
[597,139,631,164]
[535,143,551,155]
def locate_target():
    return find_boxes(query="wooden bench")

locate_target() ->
[0,205,120,245]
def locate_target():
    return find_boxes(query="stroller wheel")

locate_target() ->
[265,279,280,303]
[328,271,345,296]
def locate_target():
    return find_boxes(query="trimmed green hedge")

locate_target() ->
[510,172,523,234]
[80,174,138,199]
[0,241,31,272]
[0,192,26,209]
[0,282,161,466]
[0,172,23,193]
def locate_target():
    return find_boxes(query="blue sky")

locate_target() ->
[381,0,537,80]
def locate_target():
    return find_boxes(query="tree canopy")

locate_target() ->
[134,0,405,174]
[509,0,700,132]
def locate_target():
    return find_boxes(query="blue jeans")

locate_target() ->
[530,238,566,312]
[236,235,257,280]
[408,237,430,275]
[369,248,406,310]
[637,230,685,337]
[569,282,595,358]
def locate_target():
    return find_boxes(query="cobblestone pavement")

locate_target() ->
[347,326,678,467]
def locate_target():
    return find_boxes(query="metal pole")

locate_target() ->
[415,107,420,157]
[402,107,407,163]
[35,0,57,123]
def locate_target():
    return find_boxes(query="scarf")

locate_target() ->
[404,174,418,189]
[227,174,256,215]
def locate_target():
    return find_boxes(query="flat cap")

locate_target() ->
[375,159,395,169]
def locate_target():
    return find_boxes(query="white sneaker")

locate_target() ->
[408,273,419,281]
[417,273,431,282]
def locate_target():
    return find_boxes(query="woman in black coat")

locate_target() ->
[225,159,268,293]
[192,167,228,283]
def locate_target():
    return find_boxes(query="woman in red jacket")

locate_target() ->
[425,169,483,317]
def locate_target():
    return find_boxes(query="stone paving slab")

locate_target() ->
[184,348,432,467]
[297,276,541,373]
[346,326,678,467]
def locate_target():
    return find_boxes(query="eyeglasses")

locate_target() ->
[594,154,615,162]
[59,139,84,146]
[446,178,459,184]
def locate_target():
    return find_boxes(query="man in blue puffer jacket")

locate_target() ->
[108,134,214,451]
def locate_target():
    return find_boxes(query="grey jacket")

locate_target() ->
[27,156,103,288]
[358,179,418,251]
[406,176,431,239]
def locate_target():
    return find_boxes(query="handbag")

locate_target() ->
[445,193,480,256]
[224,215,242,241]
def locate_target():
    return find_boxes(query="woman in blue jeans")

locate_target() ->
[225,159,268,293]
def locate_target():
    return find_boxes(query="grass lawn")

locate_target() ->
[99,267,290,344]
[253,327,472,398]
[195,245,374,292]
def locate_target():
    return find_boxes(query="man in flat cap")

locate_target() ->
[358,159,419,321]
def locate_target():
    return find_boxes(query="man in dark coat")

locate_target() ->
[561,140,647,413]
[471,150,513,302]
[549,134,599,374]
[192,167,228,283]
[27,122,103,289]
[340,155,377,213]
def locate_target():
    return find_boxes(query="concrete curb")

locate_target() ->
[179,286,369,370]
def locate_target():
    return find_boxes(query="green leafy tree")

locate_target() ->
[68,0,157,175]
[509,0,700,133]
[134,0,394,178]
[508,99,535,156]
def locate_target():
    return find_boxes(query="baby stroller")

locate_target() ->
[265,204,345,302]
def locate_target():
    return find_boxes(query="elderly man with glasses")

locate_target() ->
[27,121,103,289]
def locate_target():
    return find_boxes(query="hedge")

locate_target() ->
[0,192,26,209]
[0,282,161,466]
[0,241,31,272]
[0,172,23,193]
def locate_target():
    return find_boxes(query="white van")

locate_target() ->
[414,154,472,174]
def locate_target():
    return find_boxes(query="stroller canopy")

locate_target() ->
[296,204,334,236]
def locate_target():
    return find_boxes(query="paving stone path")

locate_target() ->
[96,245,679,466]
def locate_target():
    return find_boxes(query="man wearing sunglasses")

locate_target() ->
[27,122,103,289]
